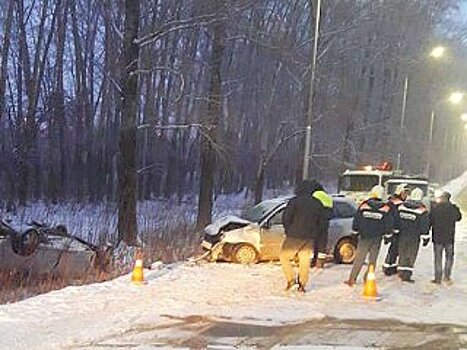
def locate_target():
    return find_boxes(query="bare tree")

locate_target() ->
[117,0,140,244]
[196,0,228,229]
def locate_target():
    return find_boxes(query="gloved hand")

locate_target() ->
[383,235,392,245]
[422,238,430,247]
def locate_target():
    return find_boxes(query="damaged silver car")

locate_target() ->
[0,220,111,278]
[201,196,358,264]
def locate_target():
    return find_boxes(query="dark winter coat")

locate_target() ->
[312,189,333,253]
[388,195,404,231]
[398,200,430,239]
[352,198,394,239]
[283,182,325,240]
[430,201,462,244]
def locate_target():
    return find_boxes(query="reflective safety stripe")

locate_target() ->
[383,263,398,268]
[397,266,413,271]
[363,211,383,220]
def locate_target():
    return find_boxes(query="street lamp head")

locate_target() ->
[430,46,445,59]
[449,91,464,105]
[461,113,467,122]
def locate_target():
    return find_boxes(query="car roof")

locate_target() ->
[259,194,355,206]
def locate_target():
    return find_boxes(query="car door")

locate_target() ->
[328,201,356,251]
[259,207,286,260]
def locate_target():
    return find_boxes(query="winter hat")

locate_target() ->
[369,185,384,199]
[295,179,323,195]
[394,183,410,196]
[409,187,424,201]
[440,191,451,201]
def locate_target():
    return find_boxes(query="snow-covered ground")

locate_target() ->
[1,234,467,349]
[1,174,467,349]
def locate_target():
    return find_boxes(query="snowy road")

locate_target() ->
[2,175,467,349]
[70,316,467,349]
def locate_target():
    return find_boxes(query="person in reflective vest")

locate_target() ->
[311,184,333,268]
[396,188,430,282]
[344,185,394,286]
[383,183,410,276]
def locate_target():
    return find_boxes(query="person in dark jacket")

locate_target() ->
[429,191,462,284]
[344,185,394,286]
[310,182,333,268]
[383,183,410,276]
[396,188,430,282]
[280,180,326,292]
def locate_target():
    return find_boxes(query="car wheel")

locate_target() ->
[335,238,357,264]
[233,244,259,264]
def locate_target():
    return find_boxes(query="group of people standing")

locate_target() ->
[280,180,462,292]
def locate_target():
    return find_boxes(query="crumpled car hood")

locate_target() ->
[204,215,252,236]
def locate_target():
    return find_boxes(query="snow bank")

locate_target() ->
[442,169,467,199]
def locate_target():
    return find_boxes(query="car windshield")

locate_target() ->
[340,175,379,192]
[241,201,282,222]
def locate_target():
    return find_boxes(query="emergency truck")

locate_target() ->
[338,162,432,204]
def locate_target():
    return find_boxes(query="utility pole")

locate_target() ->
[396,75,409,171]
[302,0,321,180]
[426,110,435,177]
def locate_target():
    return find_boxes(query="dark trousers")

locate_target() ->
[311,228,328,266]
[397,233,420,281]
[349,236,382,282]
[433,243,454,282]
[383,234,399,275]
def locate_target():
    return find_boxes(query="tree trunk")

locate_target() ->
[0,0,14,121]
[117,0,140,245]
[196,1,227,230]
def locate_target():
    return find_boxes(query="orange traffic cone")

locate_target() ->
[362,264,378,300]
[131,249,146,284]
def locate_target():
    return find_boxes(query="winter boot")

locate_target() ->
[285,280,298,291]
[344,279,356,287]
[444,277,453,286]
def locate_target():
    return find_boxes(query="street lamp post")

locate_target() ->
[396,47,446,173]
[302,0,322,180]
[426,110,436,177]
[396,75,409,170]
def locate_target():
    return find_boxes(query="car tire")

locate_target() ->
[11,229,40,257]
[334,238,357,264]
[233,244,259,264]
